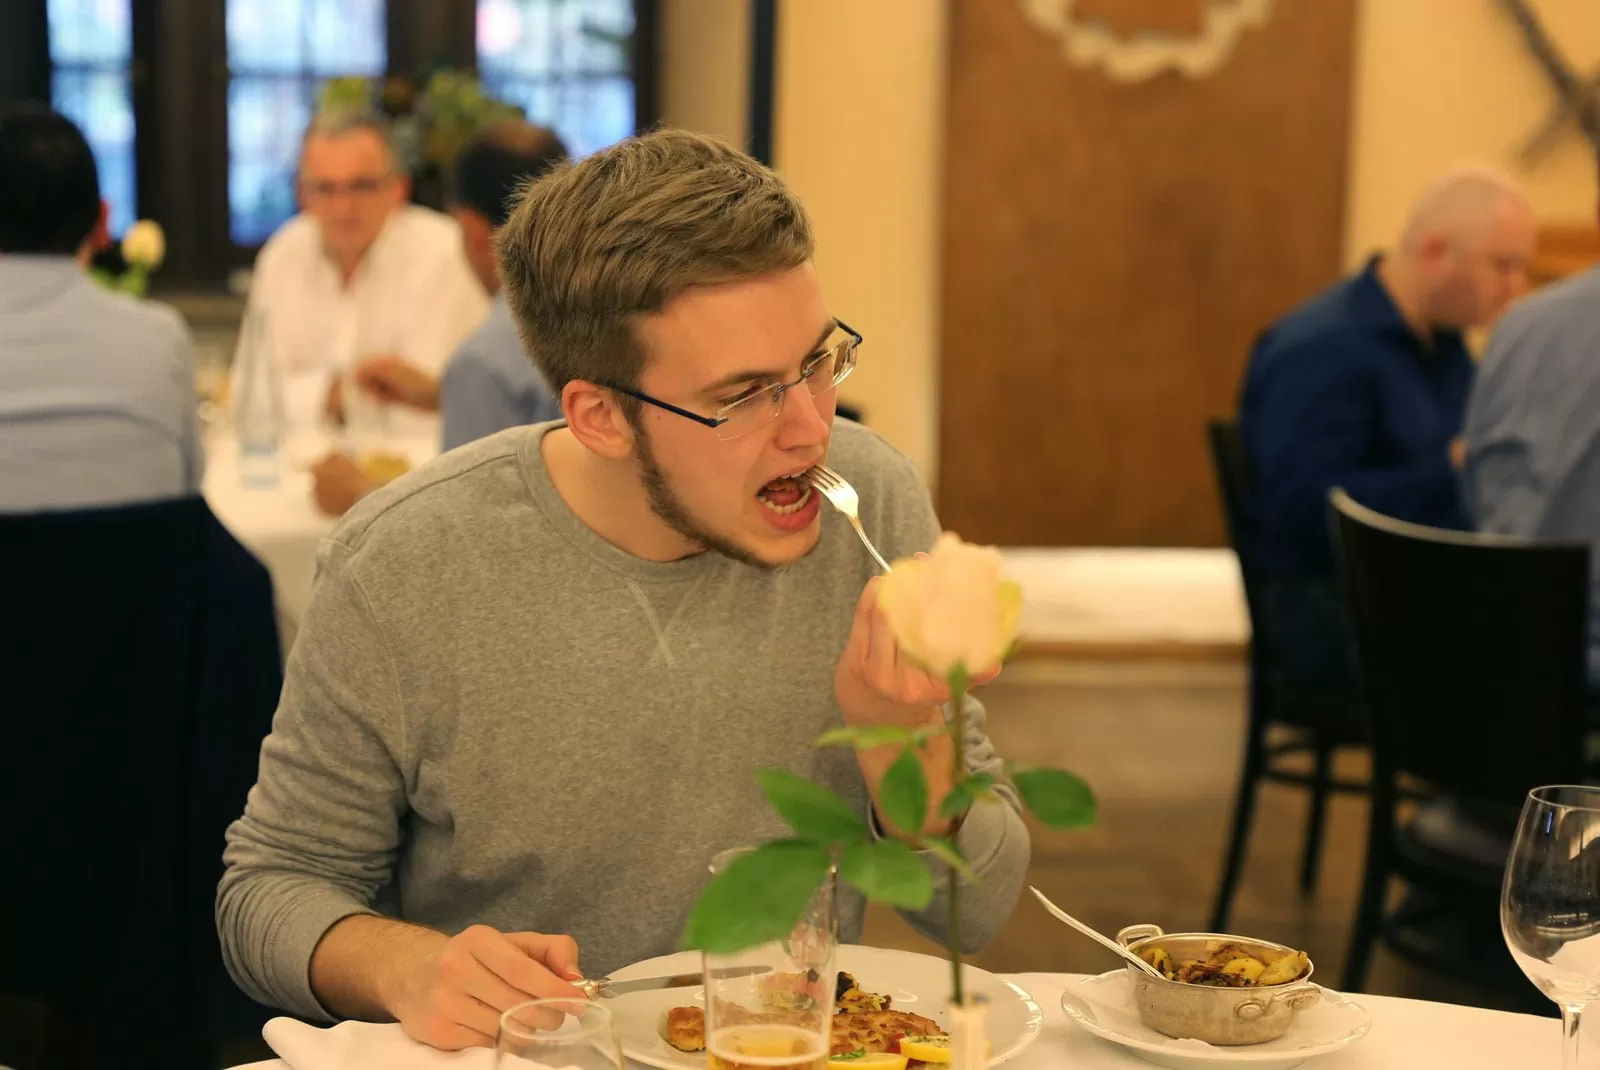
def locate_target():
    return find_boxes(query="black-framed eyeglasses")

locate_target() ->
[601,319,861,442]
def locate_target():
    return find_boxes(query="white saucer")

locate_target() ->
[1058,971,1372,1070]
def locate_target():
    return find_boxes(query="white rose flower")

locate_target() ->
[876,532,1023,679]
[121,220,166,269]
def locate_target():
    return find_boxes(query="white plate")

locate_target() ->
[1058,971,1372,1070]
[604,944,1044,1069]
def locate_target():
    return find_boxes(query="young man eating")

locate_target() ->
[218,129,1030,1052]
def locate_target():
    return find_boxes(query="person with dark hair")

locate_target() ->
[311,121,569,516]
[0,104,204,511]
[1239,166,1536,693]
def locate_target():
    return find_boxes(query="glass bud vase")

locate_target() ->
[948,995,989,1069]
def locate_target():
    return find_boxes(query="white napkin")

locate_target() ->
[263,1017,498,1070]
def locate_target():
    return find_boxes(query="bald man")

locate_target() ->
[1238,166,1536,693]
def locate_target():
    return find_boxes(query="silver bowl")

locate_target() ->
[1115,924,1320,1046]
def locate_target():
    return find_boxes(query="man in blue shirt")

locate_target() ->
[311,121,567,516]
[0,105,204,512]
[1238,167,1536,691]
[1463,245,1600,685]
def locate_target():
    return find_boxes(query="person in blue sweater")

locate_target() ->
[1238,167,1536,693]
[1464,245,1600,689]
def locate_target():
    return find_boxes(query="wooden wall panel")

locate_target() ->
[937,0,1356,547]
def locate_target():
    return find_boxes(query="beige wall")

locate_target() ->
[773,0,949,482]
[662,0,1600,486]
[1345,0,1600,264]
[657,0,750,148]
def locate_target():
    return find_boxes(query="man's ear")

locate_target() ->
[1416,230,1453,270]
[91,200,110,251]
[563,380,636,461]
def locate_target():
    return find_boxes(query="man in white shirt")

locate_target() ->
[309,121,569,517]
[235,110,488,421]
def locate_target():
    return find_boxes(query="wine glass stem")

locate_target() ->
[1561,1003,1585,1070]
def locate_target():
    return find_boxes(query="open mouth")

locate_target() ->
[756,472,814,516]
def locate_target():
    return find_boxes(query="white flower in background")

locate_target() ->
[877,532,1023,678]
[121,220,166,269]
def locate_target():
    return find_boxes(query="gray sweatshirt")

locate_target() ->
[217,419,1031,1020]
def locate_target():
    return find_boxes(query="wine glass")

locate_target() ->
[1502,784,1600,1069]
[495,998,623,1070]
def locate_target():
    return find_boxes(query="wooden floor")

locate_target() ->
[863,657,1547,1016]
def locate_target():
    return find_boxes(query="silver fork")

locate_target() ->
[807,465,892,573]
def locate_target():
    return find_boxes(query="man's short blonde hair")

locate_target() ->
[496,128,814,401]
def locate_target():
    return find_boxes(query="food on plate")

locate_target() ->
[829,1053,907,1069]
[756,967,890,1012]
[836,971,892,1013]
[830,1011,942,1057]
[761,968,831,1010]
[665,1006,707,1053]
[664,976,948,1066]
[357,450,411,485]
[896,1036,953,1065]
[1139,941,1311,987]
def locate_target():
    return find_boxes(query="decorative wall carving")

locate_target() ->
[1018,0,1275,83]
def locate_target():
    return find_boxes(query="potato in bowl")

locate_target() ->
[1140,939,1311,988]
[1116,925,1320,1046]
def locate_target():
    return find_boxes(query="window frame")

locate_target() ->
[31,0,658,291]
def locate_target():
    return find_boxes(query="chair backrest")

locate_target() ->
[0,495,280,1070]
[1205,419,1269,629]
[1330,489,1590,810]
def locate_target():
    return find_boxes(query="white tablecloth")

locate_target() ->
[1001,548,1248,651]
[229,971,1560,1069]
[203,422,439,626]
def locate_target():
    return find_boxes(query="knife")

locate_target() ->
[575,964,771,999]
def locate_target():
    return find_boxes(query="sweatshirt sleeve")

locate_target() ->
[863,440,1032,953]
[215,538,411,1020]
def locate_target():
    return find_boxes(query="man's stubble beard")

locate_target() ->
[634,424,774,570]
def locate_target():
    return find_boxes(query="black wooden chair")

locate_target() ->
[1330,489,1592,994]
[0,496,282,1070]
[1205,421,1374,932]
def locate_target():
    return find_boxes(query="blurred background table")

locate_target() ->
[203,418,437,634]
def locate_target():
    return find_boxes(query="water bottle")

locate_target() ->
[233,309,284,488]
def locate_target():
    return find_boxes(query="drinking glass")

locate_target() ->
[704,847,837,1070]
[495,998,623,1070]
[1502,785,1600,1069]
[193,341,231,428]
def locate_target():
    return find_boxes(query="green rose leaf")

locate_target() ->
[938,771,1001,820]
[815,725,914,750]
[756,768,868,844]
[1011,766,1097,830]
[840,839,934,909]
[683,839,832,953]
[878,747,928,837]
[922,836,979,884]
[814,724,946,751]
